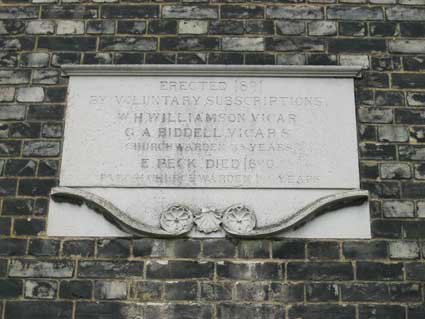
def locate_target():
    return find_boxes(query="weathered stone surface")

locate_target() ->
[162,6,218,19]
[178,20,208,34]
[327,6,383,20]
[17,87,44,102]
[387,6,425,21]
[266,6,323,19]
[9,260,74,278]
[222,37,264,51]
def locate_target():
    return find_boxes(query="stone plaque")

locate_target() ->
[48,65,370,238]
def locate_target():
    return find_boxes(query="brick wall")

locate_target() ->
[0,1,425,319]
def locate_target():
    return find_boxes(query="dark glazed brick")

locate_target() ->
[306,283,339,301]
[0,178,16,196]
[396,109,425,125]
[38,160,59,177]
[343,241,387,259]
[235,282,269,301]
[370,22,398,37]
[9,123,41,139]
[133,281,163,301]
[402,183,425,199]
[145,53,174,64]
[270,283,304,302]
[409,305,425,319]
[237,240,269,258]
[164,281,197,300]
[63,240,95,257]
[400,23,425,37]
[357,262,403,281]
[0,239,26,256]
[404,56,425,71]
[28,239,60,256]
[78,261,144,278]
[200,282,232,301]
[60,281,92,299]
[287,262,353,281]
[5,160,36,177]
[97,239,131,258]
[116,53,146,64]
[100,37,156,51]
[307,241,339,260]
[41,6,98,19]
[5,301,72,319]
[203,239,237,258]
[371,220,402,239]
[272,240,305,259]
[405,263,425,280]
[148,20,176,34]
[341,283,389,301]
[288,304,355,319]
[359,144,396,160]
[329,39,385,53]
[2,199,33,216]
[217,261,280,280]
[118,21,147,35]
[0,141,21,157]
[166,239,201,258]
[361,181,400,198]
[208,53,243,64]
[389,283,421,302]
[45,87,67,103]
[403,221,425,238]
[265,37,324,52]
[133,239,165,257]
[102,5,159,19]
[372,56,402,71]
[217,303,285,319]
[38,37,97,51]
[14,218,44,236]
[18,179,57,196]
[161,37,219,51]
[393,73,425,89]
[359,305,405,319]
[147,260,213,279]
[221,5,264,18]
[0,6,38,19]
[209,21,244,35]
[0,218,11,235]
[0,279,22,298]
[339,22,367,36]
[307,54,337,65]
[360,162,379,178]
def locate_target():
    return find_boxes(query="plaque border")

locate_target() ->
[61,64,363,78]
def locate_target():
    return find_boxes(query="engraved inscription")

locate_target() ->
[61,76,359,188]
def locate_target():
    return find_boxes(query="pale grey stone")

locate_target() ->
[387,6,425,21]
[389,40,425,53]
[57,20,84,35]
[25,280,58,299]
[389,241,420,259]
[383,201,415,218]
[358,108,393,124]
[370,0,395,3]
[178,20,208,34]
[26,21,55,34]
[308,21,337,36]
[275,21,305,35]
[33,70,60,85]
[378,126,409,142]
[23,141,61,157]
[222,37,264,51]
[17,87,44,102]
[0,105,26,120]
[20,53,49,68]
[95,281,127,299]
[339,55,369,68]
[0,87,15,102]
[380,163,411,179]
[407,93,425,106]
[276,54,306,65]
[417,202,425,218]
[0,124,8,138]
[9,260,74,278]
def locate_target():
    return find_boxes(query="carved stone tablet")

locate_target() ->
[48,65,370,238]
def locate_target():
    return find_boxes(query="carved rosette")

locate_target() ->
[222,205,256,234]
[194,208,222,233]
[159,205,194,234]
